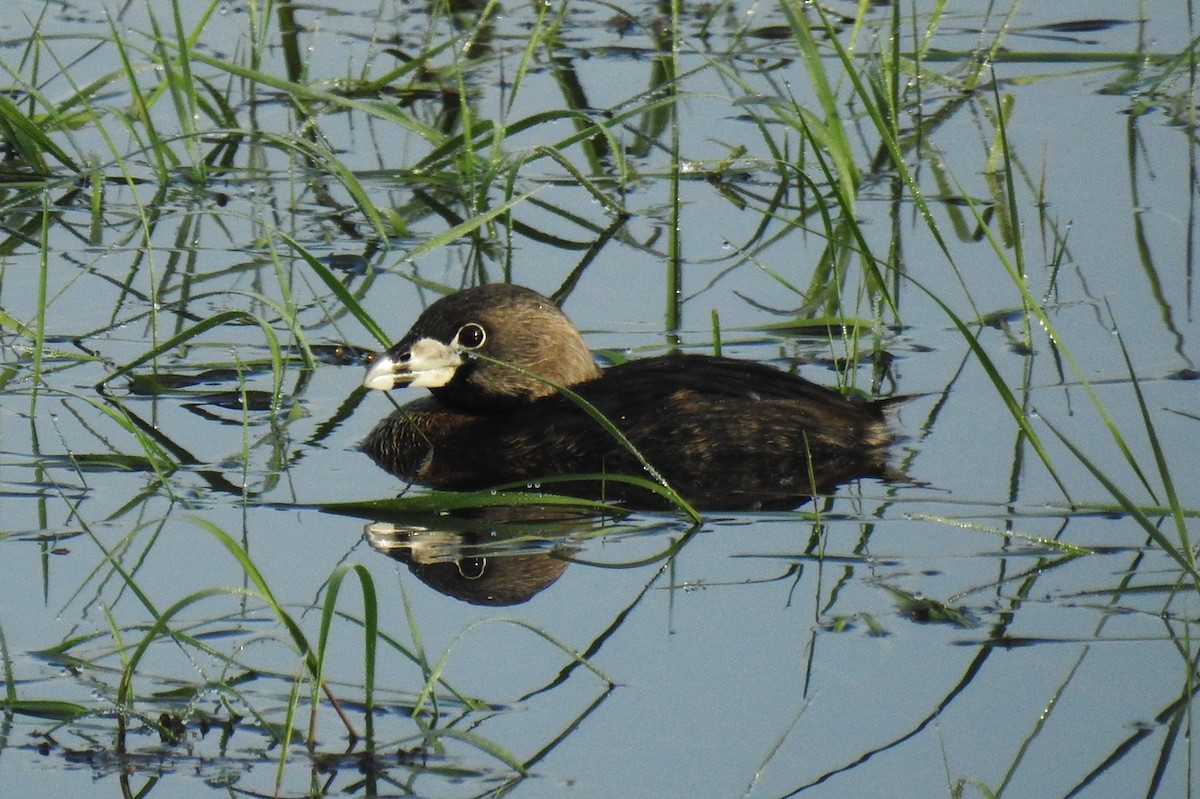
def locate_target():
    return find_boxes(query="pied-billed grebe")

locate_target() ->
[360,284,900,510]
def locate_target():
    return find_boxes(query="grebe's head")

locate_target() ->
[362,284,601,410]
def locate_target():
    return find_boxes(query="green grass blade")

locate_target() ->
[1041,418,1198,581]
[1109,307,1191,561]
[0,92,78,171]
[97,309,281,390]
[465,351,702,522]
[0,699,90,722]
[321,489,622,518]
[195,519,316,673]
[279,231,390,347]
[904,270,1072,504]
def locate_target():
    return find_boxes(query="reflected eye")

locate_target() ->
[455,322,487,350]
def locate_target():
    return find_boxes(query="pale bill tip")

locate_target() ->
[362,355,398,391]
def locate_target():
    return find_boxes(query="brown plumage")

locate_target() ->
[360,284,901,510]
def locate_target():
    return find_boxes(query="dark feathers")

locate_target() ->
[361,285,902,510]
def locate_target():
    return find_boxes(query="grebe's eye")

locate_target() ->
[455,322,487,350]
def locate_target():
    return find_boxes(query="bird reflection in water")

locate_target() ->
[364,506,602,606]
